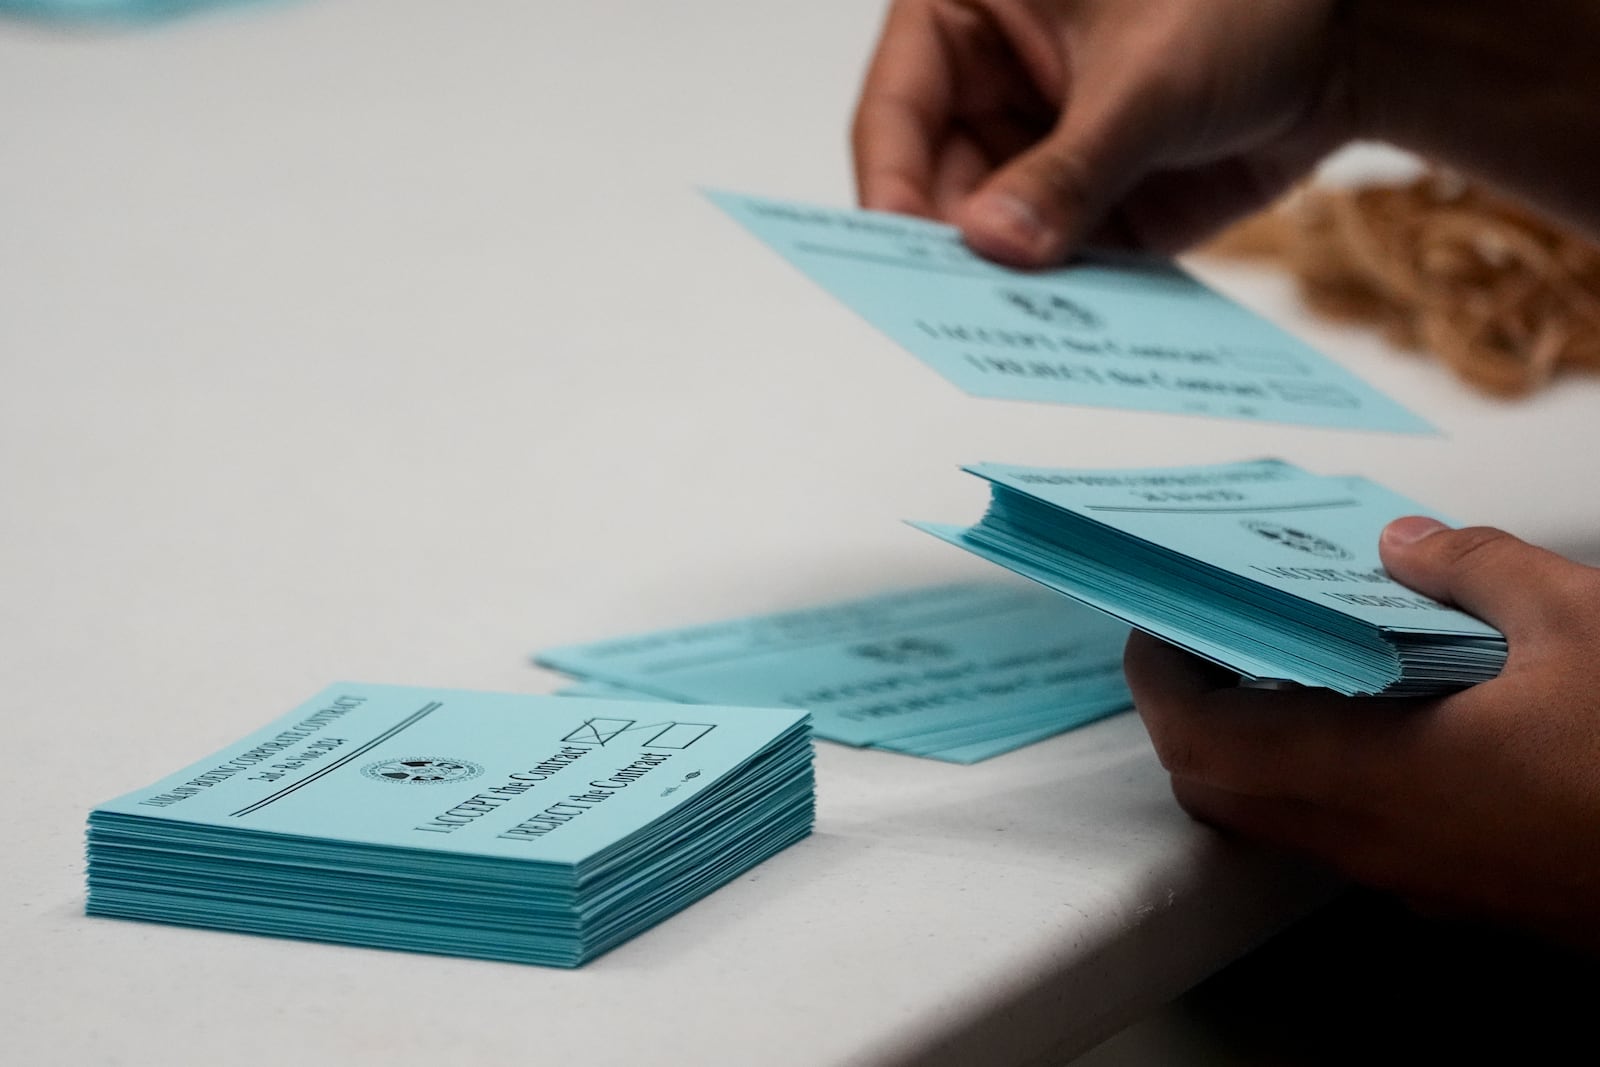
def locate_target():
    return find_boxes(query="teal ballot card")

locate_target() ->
[0,0,248,20]
[537,583,1132,750]
[960,460,1498,638]
[92,684,807,867]
[706,191,1430,433]
[914,459,1507,695]
[553,675,1120,764]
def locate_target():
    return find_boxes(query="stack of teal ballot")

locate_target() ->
[86,683,813,967]
[537,582,1133,764]
[914,460,1507,696]
[0,0,245,20]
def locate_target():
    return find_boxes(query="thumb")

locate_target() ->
[1379,516,1588,643]
[953,83,1161,267]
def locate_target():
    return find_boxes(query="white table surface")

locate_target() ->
[5,2,1599,1064]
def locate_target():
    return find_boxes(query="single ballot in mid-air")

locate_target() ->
[707,191,1431,434]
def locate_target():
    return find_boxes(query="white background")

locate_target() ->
[4,1,1597,1064]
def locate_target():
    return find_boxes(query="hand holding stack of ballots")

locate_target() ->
[916,460,1506,696]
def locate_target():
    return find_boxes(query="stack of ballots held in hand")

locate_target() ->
[86,684,813,967]
[537,583,1134,764]
[915,459,1507,696]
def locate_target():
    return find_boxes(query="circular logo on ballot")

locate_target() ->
[361,757,484,785]
[998,288,1103,330]
[850,636,954,665]
[1241,520,1353,561]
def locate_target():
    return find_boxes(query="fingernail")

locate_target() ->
[1382,515,1449,547]
[966,192,1058,262]
[862,187,919,217]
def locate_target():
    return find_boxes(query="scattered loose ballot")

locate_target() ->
[914,461,1507,696]
[537,583,1132,763]
[0,0,242,19]
[86,684,814,967]
[707,191,1430,433]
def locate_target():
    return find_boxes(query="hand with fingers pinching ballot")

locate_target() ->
[852,0,1352,265]
[852,0,1600,264]
[852,0,1600,949]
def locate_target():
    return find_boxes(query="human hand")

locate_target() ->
[1126,517,1600,950]
[851,0,1352,266]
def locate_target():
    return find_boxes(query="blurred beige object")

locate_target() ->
[1206,170,1600,397]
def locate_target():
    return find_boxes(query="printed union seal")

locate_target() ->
[849,637,954,665]
[1240,520,1353,561]
[998,288,1103,330]
[361,757,484,785]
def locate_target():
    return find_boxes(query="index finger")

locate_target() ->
[1123,631,1426,806]
[851,2,952,216]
